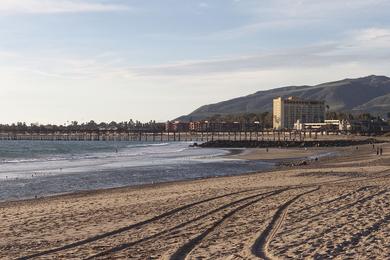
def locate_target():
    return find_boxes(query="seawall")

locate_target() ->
[199,139,380,148]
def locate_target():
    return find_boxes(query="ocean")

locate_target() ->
[0,140,274,201]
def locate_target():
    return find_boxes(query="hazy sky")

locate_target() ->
[1,0,390,124]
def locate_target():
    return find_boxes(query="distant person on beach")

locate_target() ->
[380,147,383,156]
[377,148,380,156]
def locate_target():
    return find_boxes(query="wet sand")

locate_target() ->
[226,146,333,161]
[1,142,389,259]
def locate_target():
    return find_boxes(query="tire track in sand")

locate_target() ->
[315,211,390,258]
[276,186,375,237]
[251,187,320,260]
[169,189,289,260]
[20,169,390,259]
[17,169,364,260]
[85,189,288,259]
[278,189,389,249]
[18,187,264,260]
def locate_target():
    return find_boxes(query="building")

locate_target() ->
[189,121,242,132]
[349,119,390,133]
[165,121,189,132]
[273,96,325,130]
[189,121,209,132]
[294,120,351,131]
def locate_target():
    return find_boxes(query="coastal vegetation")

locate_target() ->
[0,120,165,133]
[0,112,388,134]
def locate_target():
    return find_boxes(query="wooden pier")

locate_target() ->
[0,130,353,142]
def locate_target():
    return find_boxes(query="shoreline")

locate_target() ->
[0,145,342,205]
[0,148,270,205]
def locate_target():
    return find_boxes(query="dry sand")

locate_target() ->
[1,142,390,259]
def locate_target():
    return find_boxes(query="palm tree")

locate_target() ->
[326,105,330,119]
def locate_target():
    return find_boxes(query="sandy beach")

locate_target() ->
[225,146,333,161]
[1,142,390,259]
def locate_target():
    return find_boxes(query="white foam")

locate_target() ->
[0,141,230,180]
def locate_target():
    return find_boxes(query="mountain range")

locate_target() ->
[177,75,390,121]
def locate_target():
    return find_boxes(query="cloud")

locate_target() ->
[0,0,130,14]
[202,18,318,40]
[352,28,390,42]
[216,0,390,39]
[0,49,135,80]
[130,42,390,77]
[198,2,209,8]
[3,26,390,81]
[247,0,390,18]
[1,25,390,83]
[125,25,390,78]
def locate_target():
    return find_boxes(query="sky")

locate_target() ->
[1,0,390,124]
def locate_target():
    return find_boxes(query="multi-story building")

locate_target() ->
[294,119,351,131]
[273,96,325,130]
[165,121,189,132]
[189,121,209,132]
[189,121,243,132]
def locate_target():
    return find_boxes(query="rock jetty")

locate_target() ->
[199,139,379,148]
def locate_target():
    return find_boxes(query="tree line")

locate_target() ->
[205,111,389,127]
[205,112,273,129]
[0,120,165,133]
[0,111,388,133]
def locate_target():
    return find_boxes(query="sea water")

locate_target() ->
[0,140,274,201]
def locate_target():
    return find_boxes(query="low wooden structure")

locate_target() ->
[0,130,358,142]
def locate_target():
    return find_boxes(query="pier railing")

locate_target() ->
[0,130,361,142]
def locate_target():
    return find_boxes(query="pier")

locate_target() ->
[0,130,360,142]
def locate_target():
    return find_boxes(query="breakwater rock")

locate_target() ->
[199,139,379,148]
